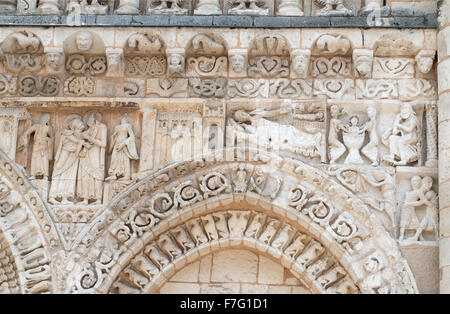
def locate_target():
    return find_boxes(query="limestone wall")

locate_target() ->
[0,1,442,294]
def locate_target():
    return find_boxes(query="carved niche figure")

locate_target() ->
[382,103,420,166]
[415,50,435,74]
[45,47,65,73]
[228,0,268,15]
[277,0,303,16]
[170,122,192,161]
[147,0,187,14]
[328,104,346,164]
[0,31,44,74]
[194,0,221,15]
[17,113,53,180]
[107,116,139,181]
[115,0,140,14]
[76,113,107,205]
[49,117,88,205]
[291,50,310,78]
[0,119,13,157]
[314,0,352,16]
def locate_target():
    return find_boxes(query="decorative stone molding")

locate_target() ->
[62,150,418,294]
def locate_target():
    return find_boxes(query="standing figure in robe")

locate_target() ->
[77,113,107,205]
[49,118,87,205]
[107,116,139,181]
[18,113,53,180]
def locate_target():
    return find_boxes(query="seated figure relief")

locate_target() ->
[382,103,420,166]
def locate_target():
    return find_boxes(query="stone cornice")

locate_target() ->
[0,14,438,28]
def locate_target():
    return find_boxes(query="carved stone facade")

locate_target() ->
[0,1,444,293]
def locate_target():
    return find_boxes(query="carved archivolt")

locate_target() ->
[0,150,59,293]
[64,150,418,294]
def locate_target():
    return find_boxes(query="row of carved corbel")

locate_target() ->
[1,0,389,17]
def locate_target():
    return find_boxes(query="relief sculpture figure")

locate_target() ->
[49,118,87,205]
[18,113,53,180]
[76,113,107,205]
[228,106,324,160]
[382,103,420,166]
[107,116,139,181]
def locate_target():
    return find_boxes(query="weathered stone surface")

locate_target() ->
[0,6,442,295]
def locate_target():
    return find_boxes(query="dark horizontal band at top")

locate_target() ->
[0,14,438,29]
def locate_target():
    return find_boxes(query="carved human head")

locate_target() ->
[169,53,183,66]
[364,256,381,274]
[416,50,435,74]
[76,31,94,52]
[422,176,433,192]
[230,54,246,73]
[46,51,64,71]
[349,115,359,126]
[86,113,98,127]
[411,175,422,190]
[234,110,251,123]
[400,103,414,120]
[168,53,184,75]
[39,113,51,124]
[366,106,376,119]
[120,115,130,125]
[355,56,372,78]
[292,54,309,77]
[330,104,340,118]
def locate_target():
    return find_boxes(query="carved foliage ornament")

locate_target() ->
[66,54,107,76]
[18,75,60,96]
